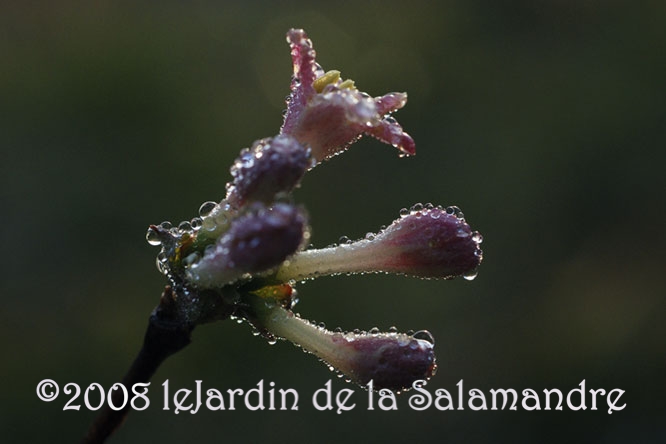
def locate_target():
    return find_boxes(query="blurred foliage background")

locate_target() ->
[2,1,665,443]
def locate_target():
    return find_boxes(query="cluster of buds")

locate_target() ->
[146,29,483,391]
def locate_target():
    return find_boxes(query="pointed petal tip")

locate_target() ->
[398,131,416,156]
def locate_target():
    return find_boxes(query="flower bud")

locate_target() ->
[250,298,436,391]
[275,205,482,282]
[331,329,437,390]
[187,203,308,288]
[227,134,312,207]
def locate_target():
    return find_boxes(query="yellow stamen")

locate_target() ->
[313,70,341,93]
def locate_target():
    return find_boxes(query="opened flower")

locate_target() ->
[281,29,415,163]
[145,29,483,392]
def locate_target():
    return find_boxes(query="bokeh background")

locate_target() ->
[2,1,665,443]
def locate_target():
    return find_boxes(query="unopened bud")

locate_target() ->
[250,298,436,391]
[227,135,312,206]
[188,203,308,288]
[275,206,482,282]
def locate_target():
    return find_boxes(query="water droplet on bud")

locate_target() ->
[202,217,217,232]
[463,270,478,281]
[199,201,217,217]
[456,227,470,237]
[412,330,435,345]
[146,227,162,246]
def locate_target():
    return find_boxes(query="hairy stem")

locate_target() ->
[275,242,377,282]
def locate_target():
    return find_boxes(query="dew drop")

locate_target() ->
[369,327,379,334]
[399,208,409,217]
[456,227,470,237]
[190,217,203,229]
[145,227,162,246]
[463,270,478,281]
[160,221,172,230]
[388,326,398,333]
[412,330,435,345]
[202,217,217,232]
[199,201,217,217]
[155,253,169,275]
[472,231,484,243]
[339,235,350,244]
[365,232,376,241]
[411,203,423,212]
[178,221,192,232]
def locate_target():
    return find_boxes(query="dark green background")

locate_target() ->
[2,1,664,443]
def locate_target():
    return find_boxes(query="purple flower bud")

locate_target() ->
[275,205,483,282]
[227,135,312,207]
[250,299,436,391]
[371,206,483,279]
[331,330,437,390]
[187,203,308,288]
[281,29,415,163]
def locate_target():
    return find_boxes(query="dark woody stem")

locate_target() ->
[81,287,192,444]
[81,285,233,444]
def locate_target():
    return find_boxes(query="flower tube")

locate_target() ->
[275,205,483,283]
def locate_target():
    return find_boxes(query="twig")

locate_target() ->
[81,286,193,444]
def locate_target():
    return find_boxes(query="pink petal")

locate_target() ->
[367,117,416,156]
